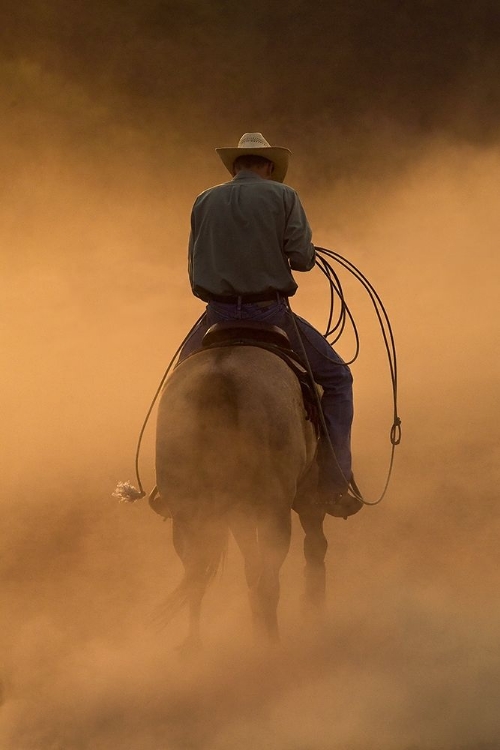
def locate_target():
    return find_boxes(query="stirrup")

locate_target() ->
[324,491,363,519]
[149,487,171,520]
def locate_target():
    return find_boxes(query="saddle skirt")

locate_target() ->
[201,321,321,436]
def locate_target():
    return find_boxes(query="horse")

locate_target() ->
[154,343,329,648]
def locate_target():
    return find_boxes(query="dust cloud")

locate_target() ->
[2,1,500,749]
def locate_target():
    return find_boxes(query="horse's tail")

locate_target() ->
[152,516,229,629]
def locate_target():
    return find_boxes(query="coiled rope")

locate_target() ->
[312,246,401,505]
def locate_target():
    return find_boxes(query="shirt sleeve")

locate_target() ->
[283,190,316,272]
[187,205,196,290]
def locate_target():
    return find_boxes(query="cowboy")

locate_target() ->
[179,133,356,506]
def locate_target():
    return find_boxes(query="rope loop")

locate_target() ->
[391,417,402,446]
[311,245,402,505]
[132,313,205,497]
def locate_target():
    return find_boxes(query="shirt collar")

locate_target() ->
[231,170,265,182]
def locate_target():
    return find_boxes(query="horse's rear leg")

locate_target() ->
[298,505,328,609]
[228,510,262,632]
[172,515,226,652]
[230,506,291,642]
[171,517,202,651]
[257,508,292,643]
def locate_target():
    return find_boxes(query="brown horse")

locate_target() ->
[154,344,329,647]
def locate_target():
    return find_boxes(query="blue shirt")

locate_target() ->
[188,171,315,300]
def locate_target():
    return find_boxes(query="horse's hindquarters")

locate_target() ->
[155,347,316,513]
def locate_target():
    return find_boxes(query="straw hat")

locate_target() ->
[216,132,291,183]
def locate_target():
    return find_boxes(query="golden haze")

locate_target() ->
[1,127,499,748]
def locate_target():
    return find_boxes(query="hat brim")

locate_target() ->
[216,146,291,183]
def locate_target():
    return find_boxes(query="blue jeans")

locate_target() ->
[179,300,353,493]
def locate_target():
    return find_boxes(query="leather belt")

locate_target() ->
[208,292,286,304]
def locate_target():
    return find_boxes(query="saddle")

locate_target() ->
[202,321,321,435]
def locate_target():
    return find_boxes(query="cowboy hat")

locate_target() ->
[216,132,291,183]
